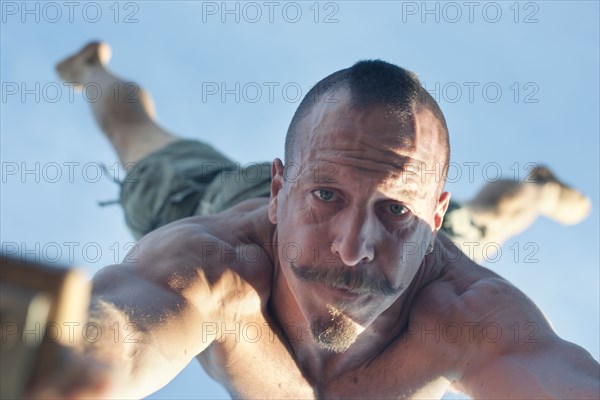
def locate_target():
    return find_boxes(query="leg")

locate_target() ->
[462,165,591,247]
[56,42,177,165]
[56,42,272,240]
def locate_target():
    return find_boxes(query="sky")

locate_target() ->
[1,1,598,399]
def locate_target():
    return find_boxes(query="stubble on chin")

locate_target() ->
[310,305,358,354]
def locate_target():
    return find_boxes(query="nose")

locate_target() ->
[331,207,376,266]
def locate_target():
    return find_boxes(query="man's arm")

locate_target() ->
[455,277,600,399]
[461,337,599,399]
[32,220,231,399]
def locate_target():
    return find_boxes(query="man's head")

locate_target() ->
[269,60,451,353]
[285,60,450,189]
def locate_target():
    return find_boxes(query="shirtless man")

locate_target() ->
[38,42,598,399]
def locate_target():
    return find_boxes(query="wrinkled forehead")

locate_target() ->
[293,92,445,185]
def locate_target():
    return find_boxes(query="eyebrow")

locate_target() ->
[385,186,421,202]
[300,172,339,184]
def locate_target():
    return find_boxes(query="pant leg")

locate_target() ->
[194,161,272,216]
[119,139,236,239]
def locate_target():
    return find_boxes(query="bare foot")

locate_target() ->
[56,41,112,91]
[531,166,592,225]
[54,41,178,165]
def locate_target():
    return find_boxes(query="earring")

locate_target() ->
[425,243,434,255]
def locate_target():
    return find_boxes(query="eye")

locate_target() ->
[313,189,336,202]
[388,203,408,216]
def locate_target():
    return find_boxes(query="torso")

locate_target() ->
[158,198,512,399]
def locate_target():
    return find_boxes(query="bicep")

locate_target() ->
[92,230,223,357]
[89,223,228,395]
[90,263,218,396]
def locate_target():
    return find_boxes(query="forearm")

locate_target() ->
[80,298,167,399]
[461,340,600,399]
[28,297,151,400]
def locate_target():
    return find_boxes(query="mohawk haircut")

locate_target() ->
[284,60,450,185]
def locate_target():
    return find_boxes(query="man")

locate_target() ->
[37,42,597,398]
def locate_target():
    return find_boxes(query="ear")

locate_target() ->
[432,191,451,234]
[268,158,285,224]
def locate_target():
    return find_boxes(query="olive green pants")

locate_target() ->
[120,139,271,240]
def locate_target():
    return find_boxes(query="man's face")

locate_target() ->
[269,91,449,353]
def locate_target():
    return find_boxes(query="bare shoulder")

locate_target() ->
[100,199,275,318]
[411,235,599,398]
[413,234,553,336]
[427,262,551,332]
[412,240,556,358]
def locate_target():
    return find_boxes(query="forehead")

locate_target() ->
[294,91,444,189]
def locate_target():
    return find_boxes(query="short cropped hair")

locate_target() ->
[284,60,450,186]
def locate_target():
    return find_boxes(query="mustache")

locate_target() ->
[291,263,403,297]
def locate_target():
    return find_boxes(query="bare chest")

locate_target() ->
[196,309,454,399]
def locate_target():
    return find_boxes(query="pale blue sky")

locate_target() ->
[1,1,598,399]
